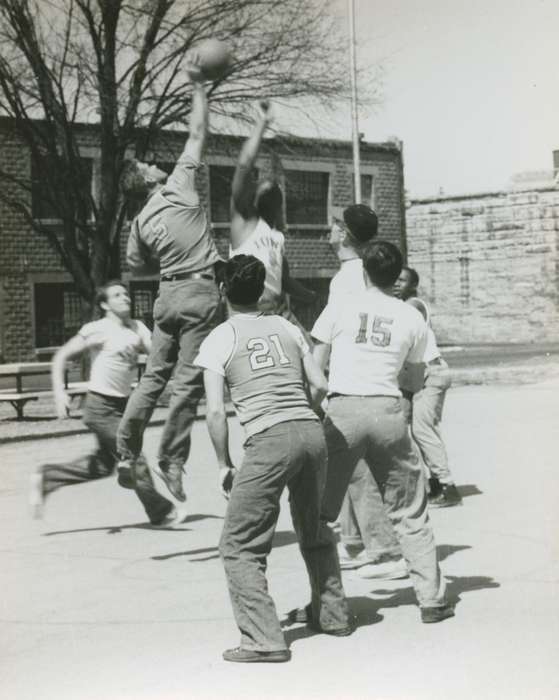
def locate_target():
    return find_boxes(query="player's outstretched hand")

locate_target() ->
[219,465,237,500]
[54,390,71,420]
[185,50,204,83]
[257,99,273,126]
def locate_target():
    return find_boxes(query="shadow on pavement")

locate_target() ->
[43,513,221,536]
[457,484,483,498]
[367,574,500,611]
[437,543,471,561]
[150,529,299,563]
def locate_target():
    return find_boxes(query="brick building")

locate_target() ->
[0,119,406,361]
[406,174,559,344]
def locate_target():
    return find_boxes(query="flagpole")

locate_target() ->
[348,0,361,203]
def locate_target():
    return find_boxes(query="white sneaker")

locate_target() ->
[29,467,45,519]
[150,505,188,529]
[337,543,374,570]
[358,558,409,580]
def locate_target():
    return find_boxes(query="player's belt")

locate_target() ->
[160,270,215,282]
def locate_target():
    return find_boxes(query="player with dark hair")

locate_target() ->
[29,280,176,525]
[308,241,454,623]
[194,254,351,663]
[229,101,316,335]
[394,266,462,507]
[116,57,222,504]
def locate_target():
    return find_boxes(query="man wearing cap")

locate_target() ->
[116,59,221,503]
[326,205,407,580]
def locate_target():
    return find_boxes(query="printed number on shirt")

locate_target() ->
[247,334,290,371]
[355,313,393,347]
[150,216,168,243]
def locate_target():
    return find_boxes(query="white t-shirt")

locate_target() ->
[328,258,367,303]
[312,287,428,397]
[78,317,151,397]
[230,218,285,305]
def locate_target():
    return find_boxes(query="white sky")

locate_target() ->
[277,0,559,199]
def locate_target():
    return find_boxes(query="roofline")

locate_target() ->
[410,185,558,205]
[0,114,402,155]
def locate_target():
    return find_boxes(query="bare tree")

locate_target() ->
[0,0,363,317]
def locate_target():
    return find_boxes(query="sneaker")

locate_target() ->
[150,506,180,528]
[421,604,455,623]
[358,558,409,580]
[428,476,442,497]
[29,466,45,519]
[116,460,135,489]
[285,604,355,637]
[153,463,186,502]
[338,543,374,570]
[428,483,462,508]
[222,647,291,663]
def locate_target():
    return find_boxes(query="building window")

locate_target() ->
[32,155,93,221]
[361,174,374,207]
[34,283,82,348]
[130,281,158,329]
[459,257,470,306]
[285,170,329,225]
[209,165,235,223]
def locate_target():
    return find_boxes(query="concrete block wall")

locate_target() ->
[406,188,559,344]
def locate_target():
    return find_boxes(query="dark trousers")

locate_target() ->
[117,277,221,470]
[219,420,350,651]
[43,391,173,524]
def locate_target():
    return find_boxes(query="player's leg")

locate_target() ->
[219,423,291,654]
[32,393,121,517]
[339,459,402,571]
[412,362,461,507]
[132,455,176,525]
[156,278,220,501]
[117,319,178,465]
[363,397,452,618]
[321,396,368,523]
[287,419,352,634]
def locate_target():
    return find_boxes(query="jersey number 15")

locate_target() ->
[355,313,393,347]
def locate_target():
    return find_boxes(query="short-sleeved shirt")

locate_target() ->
[127,155,220,277]
[311,287,428,397]
[230,218,285,308]
[328,258,366,303]
[194,312,317,438]
[78,318,151,398]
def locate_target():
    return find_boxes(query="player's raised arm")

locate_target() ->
[51,335,87,419]
[231,101,273,220]
[182,54,209,164]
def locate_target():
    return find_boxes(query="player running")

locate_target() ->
[29,280,176,526]
[194,254,352,663]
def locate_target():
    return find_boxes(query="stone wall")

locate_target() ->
[406,187,559,344]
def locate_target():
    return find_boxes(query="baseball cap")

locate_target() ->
[343,204,378,243]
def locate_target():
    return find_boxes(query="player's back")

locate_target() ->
[226,314,316,437]
[313,287,428,397]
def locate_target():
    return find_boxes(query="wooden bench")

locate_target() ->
[0,356,147,420]
[0,382,89,420]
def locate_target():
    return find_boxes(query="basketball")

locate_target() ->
[196,39,232,81]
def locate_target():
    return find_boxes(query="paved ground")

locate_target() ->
[1,379,558,699]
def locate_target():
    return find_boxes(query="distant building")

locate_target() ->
[0,119,406,361]
[406,163,559,344]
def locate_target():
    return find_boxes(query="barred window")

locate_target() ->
[130,281,158,330]
[360,174,374,208]
[285,170,329,225]
[209,165,235,223]
[34,283,82,348]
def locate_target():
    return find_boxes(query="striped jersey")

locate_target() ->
[194,313,317,438]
